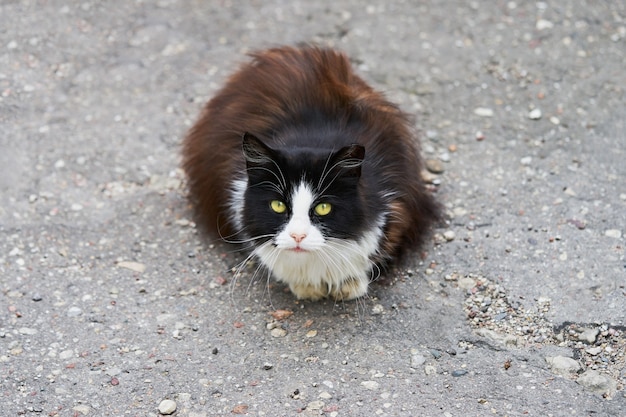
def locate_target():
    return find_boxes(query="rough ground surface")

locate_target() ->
[1,1,625,416]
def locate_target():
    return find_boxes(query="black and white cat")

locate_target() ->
[182,45,440,300]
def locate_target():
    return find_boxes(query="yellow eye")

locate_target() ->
[314,202,332,216]
[270,200,287,214]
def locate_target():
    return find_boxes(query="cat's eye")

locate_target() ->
[270,200,287,214]
[314,202,332,216]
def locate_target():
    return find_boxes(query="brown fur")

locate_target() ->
[182,45,440,262]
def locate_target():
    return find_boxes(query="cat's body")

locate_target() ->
[183,45,440,300]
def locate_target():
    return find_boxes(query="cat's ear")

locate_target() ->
[330,144,365,177]
[242,132,275,168]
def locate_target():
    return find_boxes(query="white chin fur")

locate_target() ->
[254,225,383,300]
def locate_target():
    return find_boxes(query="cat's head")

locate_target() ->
[240,133,367,252]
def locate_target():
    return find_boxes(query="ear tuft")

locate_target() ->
[330,144,365,177]
[242,133,275,166]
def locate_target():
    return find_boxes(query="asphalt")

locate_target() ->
[1,1,625,416]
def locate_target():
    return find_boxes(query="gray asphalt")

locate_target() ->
[1,1,625,416]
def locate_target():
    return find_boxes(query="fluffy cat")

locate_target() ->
[182,45,440,300]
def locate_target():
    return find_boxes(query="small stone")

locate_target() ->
[443,230,455,241]
[31,293,42,301]
[474,107,494,117]
[536,19,554,30]
[604,229,622,239]
[72,405,90,415]
[262,363,273,370]
[361,380,379,390]
[411,354,426,368]
[520,156,532,165]
[494,312,507,321]
[306,330,317,338]
[371,304,384,315]
[270,328,287,338]
[424,365,437,375]
[105,367,122,376]
[59,350,74,360]
[319,391,332,399]
[549,116,560,125]
[158,399,177,415]
[578,328,599,344]
[18,327,38,335]
[429,349,442,359]
[306,400,325,410]
[117,261,146,273]
[585,347,603,356]
[528,108,542,120]
[452,369,468,377]
[67,306,82,317]
[269,309,293,321]
[458,277,476,290]
[425,159,444,174]
[546,356,580,376]
[576,370,618,395]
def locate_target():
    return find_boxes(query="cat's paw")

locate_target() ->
[330,277,368,301]
[289,283,328,301]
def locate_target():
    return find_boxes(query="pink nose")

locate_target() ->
[290,233,307,243]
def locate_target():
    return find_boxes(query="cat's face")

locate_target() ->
[240,133,367,253]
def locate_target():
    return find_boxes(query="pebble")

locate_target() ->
[117,261,146,273]
[443,230,456,241]
[424,365,437,375]
[67,306,82,317]
[528,108,542,120]
[458,277,476,290]
[604,229,622,239]
[410,353,426,368]
[31,293,42,302]
[549,116,560,125]
[158,399,177,415]
[474,107,494,117]
[545,356,580,376]
[576,370,617,395]
[306,400,325,410]
[59,350,74,360]
[425,159,444,174]
[578,328,599,344]
[73,405,90,415]
[19,327,38,335]
[585,347,603,356]
[520,156,532,165]
[319,391,332,399]
[361,380,379,390]
[451,369,468,377]
[429,349,442,359]
[536,19,554,30]
[371,304,384,315]
[270,328,287,338]
[438,152,451,163]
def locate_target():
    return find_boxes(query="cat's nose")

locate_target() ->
[290,232,307,243]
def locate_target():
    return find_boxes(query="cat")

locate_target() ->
[182,45,440,301]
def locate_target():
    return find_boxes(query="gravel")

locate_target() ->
[2,0,624,415]
[158,399,177,415]
[460,273,625,397]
